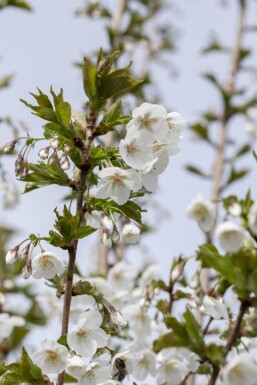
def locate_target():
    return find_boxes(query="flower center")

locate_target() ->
[40,255,54,271]
[140,117,152,128]
[112,174,124,187]
[46,350,58,362]
[127,143,138,154]
[192,204,207,220]
[168,119,175,130]
[77,328,88,339]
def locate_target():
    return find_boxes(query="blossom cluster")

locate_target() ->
[96,102,185,204]
[187,195,257,253]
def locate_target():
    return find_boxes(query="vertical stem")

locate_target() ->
[201,0,247,293]
[207,300,249,385]
[57,122,95,385]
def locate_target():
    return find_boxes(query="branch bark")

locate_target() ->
[56,115,96,385]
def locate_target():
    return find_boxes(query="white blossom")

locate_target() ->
[128,102,169,142]
[122,305,151,336]
[249,202,257,236]
[187,194,216,232]
[141,263,161,284]
[222,353,257,385]
[107,262,139,290]
[67,309,109,357]
[157,348,188,385]
[67,355,86,378]
[0,313,25,343]
[202,295,229,320]
[157,348,199,385]
[78,358,111,385]
[121,222,140,244]
[140,153,169,192]
[133,349,156,380]
[95,167,141,205]
[33,339,68,374]
[166,112,186,139]
[216,221,244,253]
[119,129,155,170]
[31,251,65,279]
[112,350,142,379]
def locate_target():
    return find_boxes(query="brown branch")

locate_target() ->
[207,300,249,385]
[56,114,97,385]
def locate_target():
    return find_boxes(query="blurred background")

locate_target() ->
[0,0,257,281]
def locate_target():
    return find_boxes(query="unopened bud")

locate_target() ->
[101,231,112,248]
[228,202,242,217]
[22,259,32,279]
[110,306,127,327]
[38,147,50,160]
[64,144,71,153]
[170,259,187,282]
[48,153,58,166]
[4,140,17,153]
[20,244,30,259]
[100,215,113,232]
[61,156,70,171]
[50,138,60,149]
[111,226,120,243]
[6,245,19,265]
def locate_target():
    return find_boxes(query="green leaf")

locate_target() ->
[185,165,209,179]
[183,309,205,354]
[56,101,71,127]
[57,335,69,349]
[22,161,70,191]
[83,57,97,101]
[226,167,250,187]
[190,123,209,140]
[6,0,31,10]
[74,226,97,240]
[99,67,142,100]
[234,144,251,159]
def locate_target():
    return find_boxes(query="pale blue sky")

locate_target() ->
[0,0,257,279]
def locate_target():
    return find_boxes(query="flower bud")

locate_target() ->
[48,153,58,166]
[67,355,86,378]
[4,140,17,153]
[121,221,140,244]
[111,227,120,244]
[50,138,60,149]
[6,245,19,265]
[38,147,50,160]
[101,231,112,248]
[110,307,127,327]
[64,144,71,153]
[100,215,113,232]
[22,259,32,279]
[20,244,30,259]
[228,202,242,217]
[61,156,70,171]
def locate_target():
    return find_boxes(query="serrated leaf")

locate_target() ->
[22,161,70,191]
[83,57,97,101]
[74,226,97,240]
[56,101,71,127]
